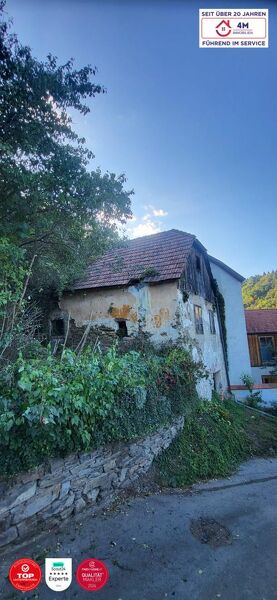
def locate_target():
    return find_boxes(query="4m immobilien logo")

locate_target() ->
[199,8,269,48]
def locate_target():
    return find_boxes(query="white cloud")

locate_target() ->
[130,220,161,238]
[126,204,168,239]
[143,204,168,218]
[152,208,168,217]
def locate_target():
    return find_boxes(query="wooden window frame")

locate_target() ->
[258,335,274,365]
[262,375,277,384]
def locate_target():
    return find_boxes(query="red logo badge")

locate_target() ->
[216,19,232,37]
[76,558,109,591]
[9,558,42,592]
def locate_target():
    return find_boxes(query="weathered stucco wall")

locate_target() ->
[0,418,184,550]
[210,261,251,385]
[58,281,227,399]
[176,291,227,398]
[60,281,179,343]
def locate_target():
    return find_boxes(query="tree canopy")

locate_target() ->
[242,271,277,309]
[0,1,133,296]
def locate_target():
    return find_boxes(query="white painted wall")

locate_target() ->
[210,260,251,385]
[232,388,277,407]
[251,366,272,384]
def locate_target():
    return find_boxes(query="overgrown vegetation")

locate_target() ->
[157,400,248,486]
[0,343,206,477]
[213,279,228,364]
[0,5,209,481]
[242,271,277,309]
[0,238,43,366]
[156,399,277,487]
[0,1,132,321]
[245,407,277,456]
[2,3,275,492]
[241,373,262,408]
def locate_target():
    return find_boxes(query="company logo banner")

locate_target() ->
[199,9,269,48]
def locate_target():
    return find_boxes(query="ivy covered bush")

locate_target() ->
[0,343,206,477]
[156,399,249,486]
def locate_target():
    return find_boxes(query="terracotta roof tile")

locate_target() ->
[74,229,196,290]
[245,309,277,334]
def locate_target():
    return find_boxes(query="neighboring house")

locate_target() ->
[245,309,277,384]
[51,229,251,399]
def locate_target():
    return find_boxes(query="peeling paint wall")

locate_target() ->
[59,280,227,399]
[175,291,227,399]
[59,281,179,342]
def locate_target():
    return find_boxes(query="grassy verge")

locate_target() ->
[243,405,277,456]
[156,399,277,487]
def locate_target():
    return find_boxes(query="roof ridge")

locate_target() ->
[124,228,195,243]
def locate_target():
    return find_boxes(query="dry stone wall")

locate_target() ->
[0,417,183,550]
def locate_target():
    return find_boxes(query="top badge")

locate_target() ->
[9,558,42,592]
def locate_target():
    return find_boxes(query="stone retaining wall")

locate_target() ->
[0,417,183,550]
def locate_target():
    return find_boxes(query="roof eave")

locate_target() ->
[70,276,180,293]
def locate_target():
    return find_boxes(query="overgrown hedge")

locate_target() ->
[0,343,206,477]
[157,399,249,486]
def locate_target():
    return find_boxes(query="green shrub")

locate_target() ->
[0,343,205,477]
[241,373,262,408]
[156,399,249,487]
[0,238,41,369]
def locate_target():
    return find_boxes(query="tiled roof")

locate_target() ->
[245,309,277,334]
[73,229,196,290]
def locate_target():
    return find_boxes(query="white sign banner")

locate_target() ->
[45,558,72,592]
[199,9,269,48]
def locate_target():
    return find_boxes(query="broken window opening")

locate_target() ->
[194,305,204,334]
[51,318,65,337]
[116,320,128,338]
[213,370,222,392]
[209,310,216,334]
[182,290,189,303]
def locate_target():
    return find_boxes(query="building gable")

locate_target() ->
[182,244,214,303]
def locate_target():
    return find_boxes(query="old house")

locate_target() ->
[245,309,277,384]
[51,229,251,399]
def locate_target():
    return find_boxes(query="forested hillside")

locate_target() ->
[242,271,277,309]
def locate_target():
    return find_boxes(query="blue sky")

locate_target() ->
[5,0,277,277]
